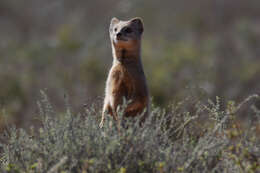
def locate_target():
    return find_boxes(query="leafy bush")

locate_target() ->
[0,92,259,173]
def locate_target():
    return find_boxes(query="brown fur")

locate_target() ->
[99,17,149,128]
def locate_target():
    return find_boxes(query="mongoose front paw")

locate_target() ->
[99,120,104,128]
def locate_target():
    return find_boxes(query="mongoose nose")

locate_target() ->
[116,32,122,38]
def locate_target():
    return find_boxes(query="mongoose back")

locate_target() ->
[99,17,149,128]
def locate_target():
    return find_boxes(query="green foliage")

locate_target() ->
[0,93,259,173]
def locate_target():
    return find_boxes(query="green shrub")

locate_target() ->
[0,92,259,173]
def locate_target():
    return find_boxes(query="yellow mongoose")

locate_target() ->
[99,17,149,128]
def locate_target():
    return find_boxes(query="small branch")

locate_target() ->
[174,115,198,138]
[47,156,68,173]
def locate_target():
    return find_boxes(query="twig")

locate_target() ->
[47,156,68,173]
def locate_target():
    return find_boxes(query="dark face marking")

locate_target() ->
[124,27,132,34]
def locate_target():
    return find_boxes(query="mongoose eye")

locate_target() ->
[114,28,117,32]
[125,27,132,33]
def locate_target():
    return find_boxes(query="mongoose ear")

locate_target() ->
[110,17,120,31]
[130,17,144,34]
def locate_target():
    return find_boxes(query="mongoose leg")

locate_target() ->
[100,102,112,128]
[124,99,149,126]
[124,100,146,117]
[99,113,105,128]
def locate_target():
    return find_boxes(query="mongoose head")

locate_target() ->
[109,17,144,57]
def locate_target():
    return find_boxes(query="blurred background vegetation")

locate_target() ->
[0,0,260,129]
